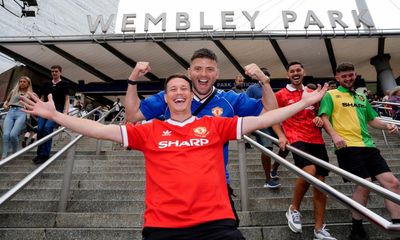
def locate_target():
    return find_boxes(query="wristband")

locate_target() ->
[127,80,137,85]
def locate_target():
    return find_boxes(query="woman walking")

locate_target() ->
[2,76,35,158]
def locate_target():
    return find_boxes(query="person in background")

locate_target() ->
[389,86,400,120]
[32,65,69,164]
[246,67,287,188]
[232,74,245,93]
[274,61,335,240]
[319,62,400,240]
[20,68,327,240]
[22,115,38,147]
[327,80,337,90]
[2,76,36,158]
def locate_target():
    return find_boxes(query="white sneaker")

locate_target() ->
[285,205,302,233]
[314,224,336,240]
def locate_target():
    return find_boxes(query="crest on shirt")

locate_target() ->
[162,130,172,136]
[193,127,209,137]
[211,107,223,116]
[358,95,365,101]
[288,99,295,104]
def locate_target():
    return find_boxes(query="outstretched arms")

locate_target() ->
[20,92,122,143]
[242,84,328,135]
[124,62,151,122]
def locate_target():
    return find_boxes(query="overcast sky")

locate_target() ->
[115,0,400,33]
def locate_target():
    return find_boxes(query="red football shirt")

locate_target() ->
[275,84,324,144]
[121,116,242,228]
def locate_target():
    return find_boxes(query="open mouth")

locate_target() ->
[199,79,208,84]
[173,98,185,103]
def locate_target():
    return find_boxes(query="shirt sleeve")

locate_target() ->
[318,92,333,117]
[232,91,263,116]
[212,116,242,142]
[121,122,152,151]
[140,91,168,120]
[365,101,379,122]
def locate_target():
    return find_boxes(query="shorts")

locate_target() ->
[142,219,245,240]
[252,127,275,149]
[335,147,391,182]
[291,141,330,177]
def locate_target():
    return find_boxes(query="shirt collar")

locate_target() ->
[166,116,196,126]
[193,87,216,103]
[286,84,304,92]
[337,86,357,95]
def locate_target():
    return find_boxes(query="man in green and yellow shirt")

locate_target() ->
[319,62,400,240]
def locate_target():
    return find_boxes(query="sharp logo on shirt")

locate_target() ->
[342,102,365,108]
[162,130,172,136]
[193,126,209,137]
[211,107,223,116]
[158,139,209,148]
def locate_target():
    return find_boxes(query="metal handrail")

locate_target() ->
[373,101,400,107]
[0,106,109,207]
[242,130,400,231]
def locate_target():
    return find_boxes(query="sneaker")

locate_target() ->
[270,170,279,179]
[286,205,302,233]
[263,179,281,188]
[314,224,336,240]
[348,227,370,240]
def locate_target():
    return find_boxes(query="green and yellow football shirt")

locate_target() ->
[318,86,378,147]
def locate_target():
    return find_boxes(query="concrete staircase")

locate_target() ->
[1,129,400,239]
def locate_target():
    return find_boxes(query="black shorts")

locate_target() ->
[335,147,391,182]
[142,219,245,240]
[291,141,330,177]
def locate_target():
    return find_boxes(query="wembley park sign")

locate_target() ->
[87,10,375,34]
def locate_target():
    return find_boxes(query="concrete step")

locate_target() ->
[0,194,389,213]
[0,209,389,228]
[0,224,397,240]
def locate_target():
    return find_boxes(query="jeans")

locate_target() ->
[36,117,57,157]
[2,107,26,158]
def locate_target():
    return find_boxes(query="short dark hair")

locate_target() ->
[336,62,354,73]
[287,61,303,69]
[51,65,62,72]
[164,74,192,91]
[191,48,218,63]
[260,67,271,77]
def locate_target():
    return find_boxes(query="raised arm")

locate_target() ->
[244,63,278,111]
[21,92,122,143]
[242,84,328,135]
[125,62,151,122]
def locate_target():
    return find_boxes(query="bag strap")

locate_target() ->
[192,88,217,116]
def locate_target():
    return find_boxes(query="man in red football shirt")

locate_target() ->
[20,62,327,240]
[274,61,335,240]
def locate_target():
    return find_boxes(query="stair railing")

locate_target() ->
[237,130,400,232]
[0,106,114,210]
